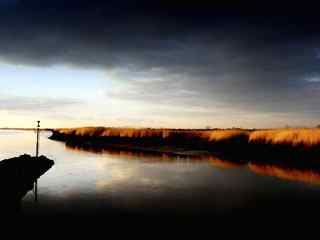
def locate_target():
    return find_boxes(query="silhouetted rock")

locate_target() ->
[0,154,54,215]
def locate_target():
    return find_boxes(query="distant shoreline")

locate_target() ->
[0,128,53,131]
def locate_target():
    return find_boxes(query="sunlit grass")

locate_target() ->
[54,127,320,148]
[199,129,249,142]
[249,128,320,147]
[56,127,250,141]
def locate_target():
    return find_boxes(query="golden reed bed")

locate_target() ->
[54,127,320,148]
[55,127,248,141]
[248,129,320,147]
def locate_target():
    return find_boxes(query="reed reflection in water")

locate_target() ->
[66,143,320,186]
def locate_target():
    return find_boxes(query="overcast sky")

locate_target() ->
[0,1,319,128]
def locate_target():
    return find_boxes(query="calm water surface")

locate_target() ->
[1,130,320,216]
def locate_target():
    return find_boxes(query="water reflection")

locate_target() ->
[65,144,213,162]
[209,158,245,169]
[66,144,320,185]
[249,163,320,185]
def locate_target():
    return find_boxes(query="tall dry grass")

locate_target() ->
[55,127,250,142]
[58,127,174,138]
[249,128,320,147]
[54,127,320,148]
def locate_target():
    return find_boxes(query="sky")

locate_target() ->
[0,1,320,128]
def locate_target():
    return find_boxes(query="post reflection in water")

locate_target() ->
[34,121,41,203]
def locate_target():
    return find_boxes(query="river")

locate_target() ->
[1,130,320,217]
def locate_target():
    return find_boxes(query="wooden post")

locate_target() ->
[36,121,40,158]
[34,121,40,202]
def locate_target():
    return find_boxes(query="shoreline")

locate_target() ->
[49,127,320,166]
[0,128,53,131]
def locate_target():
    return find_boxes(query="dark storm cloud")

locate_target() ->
[1,1,320,120]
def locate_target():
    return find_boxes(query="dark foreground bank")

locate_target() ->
[0,154,54,215]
